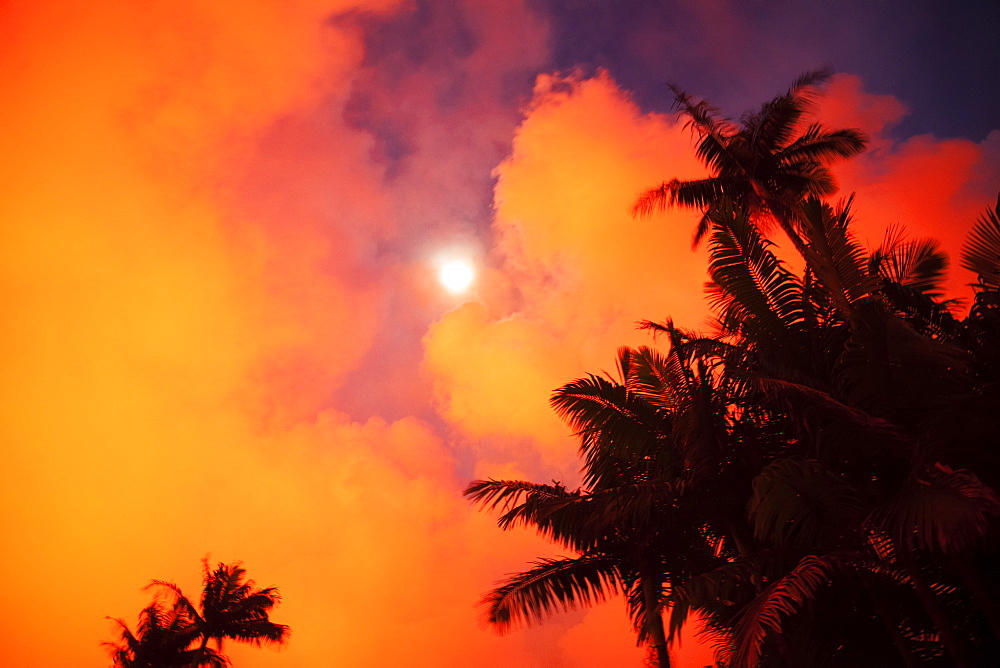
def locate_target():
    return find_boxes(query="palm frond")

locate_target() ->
[789,68,835,92]
[743,96,806,154]
[622,571,671,647]
[756,375,913,466]
[551,373,678,489]
[750,457,862,548]
[667,82,738,141]
[639,322,747,366]
[798,196,877,318]
[869,462,1000,554]
[668,559,760,643]
[667,81,747,182]
[632,342,738,481]
[705,202,806,352]
[836,300,971,425]
[632,177,729,221]
[632,181,675,219]
[583,480,687,529]
[482,556,620,632]
[781,125,868,167]
[103,617,141,661]
[626,344,681,411]
[741,68,833,152]
[672,178,735,210]
[195,650,232,667]
[146,580,204,627]
[727,553,843,668]
[223,618,290,646]
[464,479,578,514]
[496,497,597,548]
[961,195,1000,289]
[872,225,949,298]
[757,376,897,434]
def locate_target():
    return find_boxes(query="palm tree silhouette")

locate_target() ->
[466,344,754,667]
[107,560,288,667]
[680,197,1000,667]
[151,560,289,664]
[104,601,224,667]
[468,194,1000,666]
[633,69,867,250]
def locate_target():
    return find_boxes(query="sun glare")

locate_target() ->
[438,259,476,294]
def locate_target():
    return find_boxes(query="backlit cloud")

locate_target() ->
[1,2,997,667]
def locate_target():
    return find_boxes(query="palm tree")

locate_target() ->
[622,62,997,664]
[107,560,288,668]
[466,342,764,667]
[469,194,1000,665]
[151,560,289,664]
[104,601,225,667]
[465,352,676,667]
[687,197,1000,667]
[633,69,867,250]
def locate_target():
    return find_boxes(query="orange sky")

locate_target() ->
[1,2,997,666]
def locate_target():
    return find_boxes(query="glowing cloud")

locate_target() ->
[1,1,997,666]
[425,71,711,475]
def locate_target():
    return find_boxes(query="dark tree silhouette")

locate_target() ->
[105,560,288,668]
[104,601,224,667]
[471,195,1000,666]
[466,341,768,667]
[633,69,867,251]
[465,349,680,667]
[151,560,289,664]
[472,75,1000,663]
[679,198,1000,667]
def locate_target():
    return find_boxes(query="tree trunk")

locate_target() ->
[641,575,671,668]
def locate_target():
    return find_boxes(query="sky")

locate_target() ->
[1,1,998,666]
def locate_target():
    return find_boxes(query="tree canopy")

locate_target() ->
[468,73,1000,667]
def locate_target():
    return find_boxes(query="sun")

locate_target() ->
[438,258,476,294]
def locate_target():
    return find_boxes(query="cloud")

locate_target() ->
[0,0,395,662]
[425,71,1000,480]
[3,1,997,666]
[0,1,634,666]
[818,75,1000,300]
[424,71,713,478]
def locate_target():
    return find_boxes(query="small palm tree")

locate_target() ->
[104,601,224,667]
[152,560,289,663]
[106,560,288,667]
[633,69,867,250]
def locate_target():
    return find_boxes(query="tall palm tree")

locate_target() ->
[624,63,997,665]
[633,69,867,250]
[151,560,289,664]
